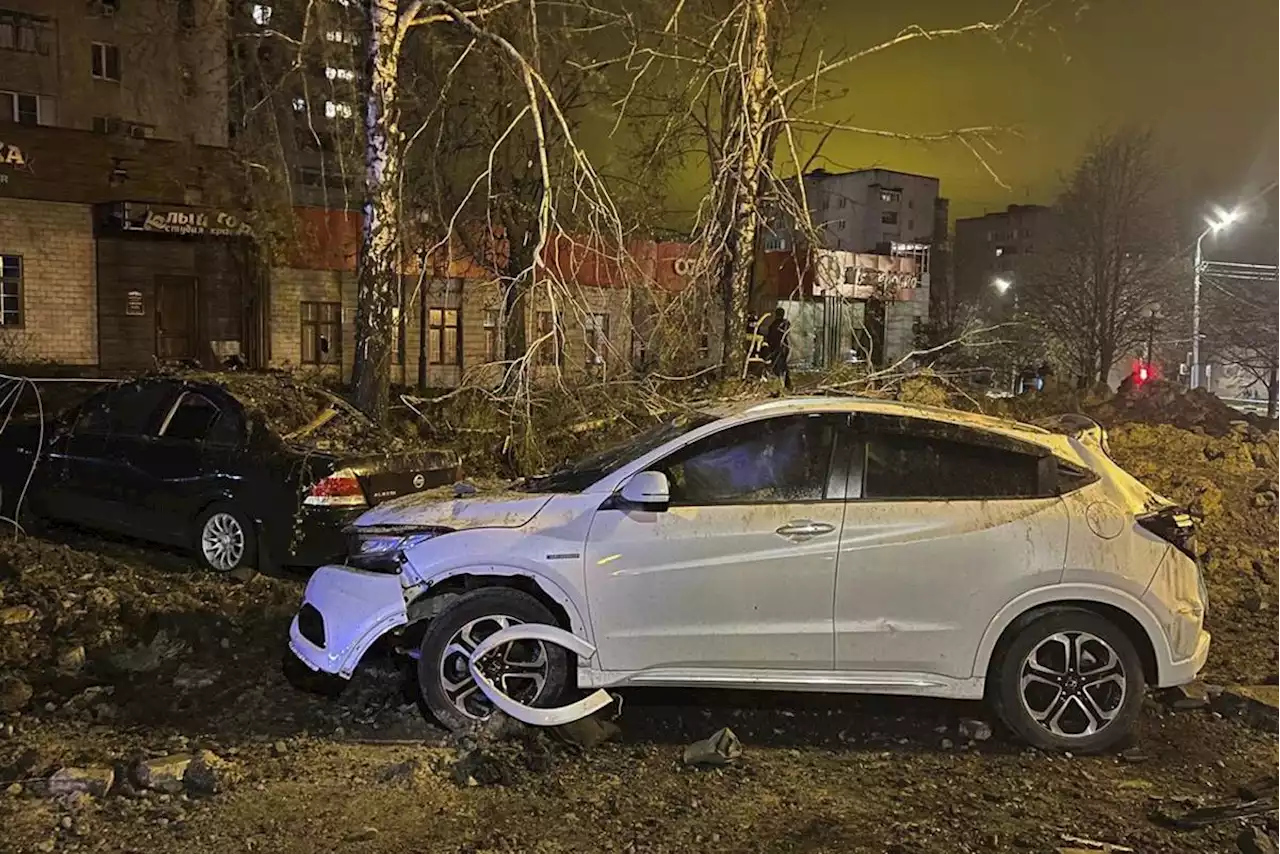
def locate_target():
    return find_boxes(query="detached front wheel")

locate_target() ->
[992,608,1145,754]
[417,588,570,732]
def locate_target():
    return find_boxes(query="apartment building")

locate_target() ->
[953,203,1056,310]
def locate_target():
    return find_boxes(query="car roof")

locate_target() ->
[718,395,1071,453]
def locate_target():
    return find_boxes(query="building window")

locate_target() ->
[879,189,900,204]
[829,219,846,231]
[1,91,49,125]
[324,100,353,119]
[325,30,357,44]
[483,309,502,362]
[881,211,898,225]
[325,66,356,82]
[836,196,847,209]
[428,308,460,365]
[91,43,121,81]
[92,115,120,134]
[535,311,563,366]
[0,15,43,53]
[291,96,306,112]
[177,0,196,28]
[908,219,914,230]
[251,4,272,25]
[698,332,710,361]
[584,313,609,366]
[300,301,341,365]
[1,255,22,327]
[994,247,1005,257]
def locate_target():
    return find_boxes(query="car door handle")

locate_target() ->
[776,520,834,537]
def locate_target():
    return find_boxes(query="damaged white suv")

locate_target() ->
[288,398,1210,753]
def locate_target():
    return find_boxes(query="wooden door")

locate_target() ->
[155,276,197,360]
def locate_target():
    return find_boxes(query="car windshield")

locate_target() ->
[523,412,717,493]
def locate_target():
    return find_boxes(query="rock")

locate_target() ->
[682,727,743,767]
[1212,686,1280,732]
[1239,826,1278,854]
[0,604,36,625]
[940,738,954,750]
[227,566,258,585]
[1120,748,1150,764]
[56,645,86,673]
[183,751,235,797]
[1161,681,1210,710]
[271,741,288,756]
[555,713,621,751]
[47,766,115,798]
[133,755,193,794]
[376,759,420,784]
[34,841,54,853]
[0,675,33,713]
[958,719,993,742]
[5,783,21,796]
[451,747,513,787]
[343,827,380,843]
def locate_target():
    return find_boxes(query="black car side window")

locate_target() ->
[161,392,225,443]
[656,414,838,506]
[862,431,1042,500]
[74,383,176,437]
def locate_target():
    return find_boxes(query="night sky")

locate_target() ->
[648,0,1278,227]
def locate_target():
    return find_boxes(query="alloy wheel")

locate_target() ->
[1018,630,1127,738]
[200,512,246,572]
[438,615,549,720]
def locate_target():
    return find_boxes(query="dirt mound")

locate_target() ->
[1106,423,1278,684]
[1089,380,1264,437]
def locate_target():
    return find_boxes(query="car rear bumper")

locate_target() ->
[1159,629,1211,688]
[288,564,408,679]
[284,507,364,567]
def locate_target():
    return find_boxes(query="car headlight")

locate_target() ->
[346,527,452,573]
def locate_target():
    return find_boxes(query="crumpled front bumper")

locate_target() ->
[288,565,408,679]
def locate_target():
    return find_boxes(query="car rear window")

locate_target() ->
[75,382,175,437]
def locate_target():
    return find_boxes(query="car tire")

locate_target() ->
[991,607,1145,754]
[194,503,257,574]
[417,588,570,732]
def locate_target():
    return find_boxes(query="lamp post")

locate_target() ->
[993,276,1017,392]
[1192,207,1243,389]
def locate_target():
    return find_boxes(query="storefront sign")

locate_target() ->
[673,257,697,276]
[0,141,27,168]
[120,203,253,237]
[852,266,919,290]
[126,290,144,316]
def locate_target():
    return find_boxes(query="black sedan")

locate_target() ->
[0,374,458,572]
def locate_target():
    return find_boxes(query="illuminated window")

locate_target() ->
[292,96,306,112]
[325,66,355,82]
[324,100,353,119]
[879,189,900,204]
[428,308,460,365]
[251,4,272,25]
[325,30,357,44]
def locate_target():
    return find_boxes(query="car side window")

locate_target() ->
[160,392,233,443]
[74,383,175,437]
[862,431,1042,500]
[656,414,838,506]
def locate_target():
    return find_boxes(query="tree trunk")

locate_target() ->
[718,0,771,378]
[1268,364,1278,420]
[351,0,401,421]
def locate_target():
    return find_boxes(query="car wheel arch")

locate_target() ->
[406,568,585,638]
[974,587,1168,687]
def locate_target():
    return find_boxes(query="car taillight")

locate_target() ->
[304,468,367,508]
[1137,506,1197,562]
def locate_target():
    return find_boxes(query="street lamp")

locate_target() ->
[1191,207,1243,389]
[992,276,1012,294]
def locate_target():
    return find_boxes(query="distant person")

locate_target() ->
[764,307,792,391]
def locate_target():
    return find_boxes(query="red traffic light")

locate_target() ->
[1132,360,1158,386]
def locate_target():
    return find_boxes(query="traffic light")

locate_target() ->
[1133,360,1158,386]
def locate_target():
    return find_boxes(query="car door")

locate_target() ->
[40,382,177,535]
[833,415,1069,683]
[583,412,848,676]
[116,387,247,545]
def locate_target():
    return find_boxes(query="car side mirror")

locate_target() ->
[618,471,670,511]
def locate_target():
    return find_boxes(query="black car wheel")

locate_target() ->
[417,588,570,732]
[194,503,257,573]
[991,607,1145,753]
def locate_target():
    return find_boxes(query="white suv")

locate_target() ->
[288,398,1210,753]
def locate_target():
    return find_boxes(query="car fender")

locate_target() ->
[971,582,1174,681]
[409,562,591,640]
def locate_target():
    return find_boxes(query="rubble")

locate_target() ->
[682,727,743,767]
[1162,681,1211,711]
[0,604,36,626]
[0,674,32,712]
[958,718,994,742]
[132,755,194,794]
[1238,826,1278,854]
[46,767,115,798]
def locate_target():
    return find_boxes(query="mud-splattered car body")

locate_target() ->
[289,397,1210,750]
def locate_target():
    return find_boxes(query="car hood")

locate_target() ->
[353,490,555,531]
